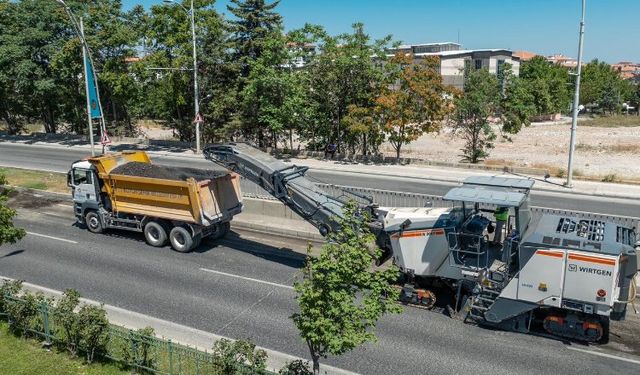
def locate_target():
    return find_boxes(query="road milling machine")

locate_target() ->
[204,143,639,342]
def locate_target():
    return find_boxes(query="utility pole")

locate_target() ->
[80,18,95,157]
[566,0,586,187]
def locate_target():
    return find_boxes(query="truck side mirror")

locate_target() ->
[67,171,73,187]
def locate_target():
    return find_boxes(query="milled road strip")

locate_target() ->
[566,346,640,366]
[0,276,357,375]
[26,231,78,244]
[200,267,295,290]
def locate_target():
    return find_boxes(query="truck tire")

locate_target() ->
[85,210,103,234]
[208,222,231,241]
[169,226,194,253]
[144,221,168,247]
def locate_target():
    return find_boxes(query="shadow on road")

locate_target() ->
[0,249,25,259]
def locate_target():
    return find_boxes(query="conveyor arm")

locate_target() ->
[203,143,345,236]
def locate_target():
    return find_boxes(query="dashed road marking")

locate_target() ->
[26,231,78,244]
[199,268,294,290]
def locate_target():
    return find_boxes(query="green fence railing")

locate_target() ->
[0,294,273,375]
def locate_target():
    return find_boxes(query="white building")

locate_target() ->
[388,43,521,90]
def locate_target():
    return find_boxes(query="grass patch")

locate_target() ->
[580,115,640,128]
[0,322,125,375]
[575,143,638,154]
[0,167,68,193]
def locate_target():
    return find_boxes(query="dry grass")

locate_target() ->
[483,159,516,167]
[575,143,638,153]
[0,167,69,193]
[580,115,640,128]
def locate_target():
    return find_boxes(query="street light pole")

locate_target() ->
[165,0,200,153]
[566,0,586,187]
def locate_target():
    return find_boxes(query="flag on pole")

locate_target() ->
[84,54,102,119]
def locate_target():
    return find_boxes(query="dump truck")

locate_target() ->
[67,151,243,252]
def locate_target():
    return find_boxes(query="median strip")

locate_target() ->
[26,231,77,244]
[199,267,294,290]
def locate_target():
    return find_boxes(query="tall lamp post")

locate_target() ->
[566,0,586,187]
[164,0,201,154]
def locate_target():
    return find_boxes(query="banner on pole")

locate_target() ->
[84,54,102,119]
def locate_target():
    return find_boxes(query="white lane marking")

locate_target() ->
[57,204,72,208]
[566,346,640,365]
[199,268,294,290]
[26,231,78,244]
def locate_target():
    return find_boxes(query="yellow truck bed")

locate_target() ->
[88,151,242,225]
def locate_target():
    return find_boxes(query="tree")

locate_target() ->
[453,69,501,163]
[374,53,456,160]
[55,289,82,357]
[78,303,109,363]
[227,0,282,77]
[0,173,25,246]
[519,56,571,115]
[580,59,633,114]
[292,201,401,375]
[500,64,536,135]
[306,23,391,154]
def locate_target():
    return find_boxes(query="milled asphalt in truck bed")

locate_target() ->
[1,204,638,375]
[1,142,639,217]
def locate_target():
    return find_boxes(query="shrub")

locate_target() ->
[0,279,23,313]
[54,289,81,357]
[279,360,313,375]
[118,326,157,373]
[77,304,109,363]
[602,174,618,182]
[5,290,42,336]
[212,339,268,373]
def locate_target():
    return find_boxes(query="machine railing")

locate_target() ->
[447,232,490,272]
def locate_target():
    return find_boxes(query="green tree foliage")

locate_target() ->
[304,23,391,153]
[453,69,501,163]
[77,304,110,363]
[374,53,456,160]
[0,173,26,246]
[292,201,401,374]
[519,56,571,115]
[580,59,633,114]
[500,64,536,135]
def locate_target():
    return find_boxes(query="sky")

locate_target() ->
[123,0,640,63]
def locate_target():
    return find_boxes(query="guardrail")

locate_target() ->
[238,178,640,231]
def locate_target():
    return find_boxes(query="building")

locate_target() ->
[612,61,640,80]
[546,54,578,68]
[513,51,539,61]
[387,43,521,90]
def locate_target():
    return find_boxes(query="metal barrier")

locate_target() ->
[239,178,640,231]
[0,293,272,375]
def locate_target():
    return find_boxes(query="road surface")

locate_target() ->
[0,195,638,375]
[1,142,639,217]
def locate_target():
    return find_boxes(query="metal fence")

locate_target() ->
[238,178,640,231]
[0,294,272,375]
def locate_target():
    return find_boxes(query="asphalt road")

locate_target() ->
[1,142,639,218]
[0,198,639,375]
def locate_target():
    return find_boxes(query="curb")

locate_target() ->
[1,277,358,375]
[232,220,324,243]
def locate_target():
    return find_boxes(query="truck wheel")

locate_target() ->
[169,226,194,253]
[144,221,168,247]
[85,211,103,234]
[208,222,231,241]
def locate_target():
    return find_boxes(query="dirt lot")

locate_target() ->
[382,120,640,180]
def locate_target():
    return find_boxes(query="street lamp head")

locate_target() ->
[163,0,176,3]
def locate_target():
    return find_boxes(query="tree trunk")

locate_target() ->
[396,144,401,162]
[307,342,321,375]
[289,128,293,151]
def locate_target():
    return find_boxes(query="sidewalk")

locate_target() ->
[3,135,640,200]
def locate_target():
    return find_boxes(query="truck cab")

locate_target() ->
[68,160,101,222]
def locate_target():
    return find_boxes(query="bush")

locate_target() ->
[117,326,156,373]
[54,289,81,357]
[212,339,268,373]
[77,304,110,363]
[602,174,618,182]
[5,290,46,337]
[279,360,313,375]
[0,279,23,313]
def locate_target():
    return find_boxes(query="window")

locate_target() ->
[497,59,505,76]
[474,59,483,70]
[73,169,91,185]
